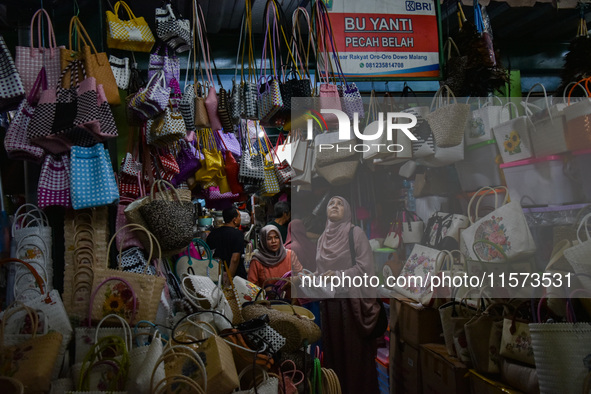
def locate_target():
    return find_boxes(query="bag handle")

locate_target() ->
[87,276,138,326]
[113,1,140,24]
[575,212,591,244]
[467,186,510,224]
[429,85,458,112]
[29,9,58,58]
[150,345,207,393]
[0,302,40,347]
[0,258,48,302]
[93,313,133,351]
[107,223,161,273]
[564,80,589,105]
[471,239,509,263]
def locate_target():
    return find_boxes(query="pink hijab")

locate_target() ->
[316,196,354,272]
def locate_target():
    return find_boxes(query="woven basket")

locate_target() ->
[425,85,470,148]
[529,322,591,394]
[241,302,321,352]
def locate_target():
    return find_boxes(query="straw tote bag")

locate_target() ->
[425,85,470,148]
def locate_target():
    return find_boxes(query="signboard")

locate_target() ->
[325,0,441,79]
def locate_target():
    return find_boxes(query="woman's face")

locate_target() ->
[327,198,345,222]
[266,230,281,252]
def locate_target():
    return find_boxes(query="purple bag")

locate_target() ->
[4,67,46,163]
[147,46,180,88]
[37,154,71,209]
[214,130,241,158]
[172,141,201,186]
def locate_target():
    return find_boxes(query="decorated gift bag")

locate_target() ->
[466,97,507,146]
[493,102,535,163]
[391,244,446,305]
[461,186,536,263]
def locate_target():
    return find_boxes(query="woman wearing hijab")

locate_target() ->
[316,196,381,394]
[248,225,303,289]
[285,219,317,272]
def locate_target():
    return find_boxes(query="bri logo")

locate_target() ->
[406,1,432,11]
[306,109,418,154]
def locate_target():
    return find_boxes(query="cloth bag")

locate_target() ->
[391,244,446,305]
[106,1,155,52]
[15,9,64,97]
[492,102,535,163]
[465,97,506,146]
[461,186,536,263]
[0,34,25,111]
[464,302,508,374]
[70,144,119,210]
[401,211,424,244]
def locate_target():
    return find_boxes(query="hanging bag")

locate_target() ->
[61,17,120,105]
[0,34,25,111]
[106,1,155,52]
[425,85,470,148]
[147,45,180,88]
[15,9,64,97]
[109,55,131,90]
[37,154,71,209]
[492,101,535,163]
[4,67,46,163]
[70,143,119,210]
[155,1,191,53]
[465,96,507,146]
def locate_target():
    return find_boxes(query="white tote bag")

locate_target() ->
[526,83,569,157]
[461,186,536,263]
[465,97,507,146]
[563,213,591,289]
[391,244,446,305]
[493,102,535,163]
[401,211,424,244]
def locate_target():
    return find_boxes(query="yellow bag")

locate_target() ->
[106,1,155,53]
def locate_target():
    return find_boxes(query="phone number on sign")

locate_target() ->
[363,62,404,69]
[428,272,572,291]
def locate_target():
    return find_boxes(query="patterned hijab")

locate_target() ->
[316,196,354,271]
[252,225,287,267]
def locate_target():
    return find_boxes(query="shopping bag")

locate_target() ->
[15,9,64,97]
[106,1,155,52]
